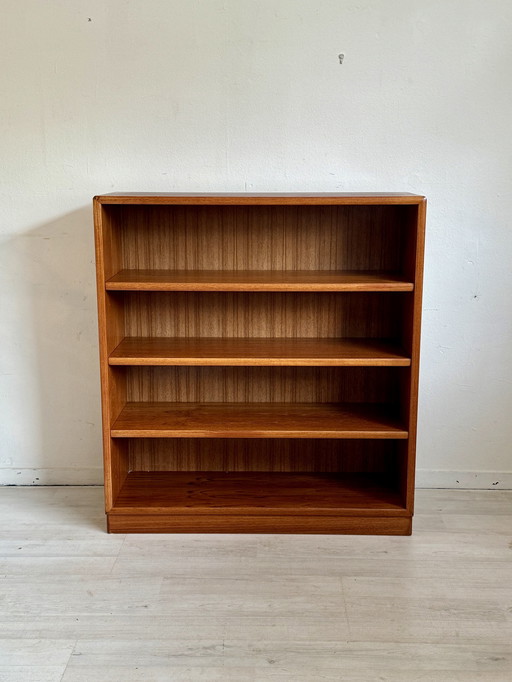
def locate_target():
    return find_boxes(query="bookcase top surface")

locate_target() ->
[94,192,425,205]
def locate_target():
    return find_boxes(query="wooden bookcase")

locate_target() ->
[93,193,426,534]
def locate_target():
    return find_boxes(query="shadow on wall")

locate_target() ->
[8,207,103,484]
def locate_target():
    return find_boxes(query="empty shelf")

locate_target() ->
[109,337,411,367]
[112,471,406,515]
[111,402,408,439]
[106,269,414,292]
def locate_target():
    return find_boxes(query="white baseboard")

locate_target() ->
[416,470,512,489]
[0,468,103,486]
[1,468,511,489]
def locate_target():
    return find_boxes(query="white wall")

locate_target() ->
[1,0,511,488]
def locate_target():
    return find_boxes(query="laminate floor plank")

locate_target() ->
[61,638,512,672]
[58,669,512,682]
[0,615,345,644]
[109,553,512,582]
[0,486,511,681]
[60,667,258,682]
[0,537,123,557]
[0,638,75,667]
[442,513,512,533]
[0,666,67,682]
[0,556,117,577]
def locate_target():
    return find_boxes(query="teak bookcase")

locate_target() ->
[94,193,426,534]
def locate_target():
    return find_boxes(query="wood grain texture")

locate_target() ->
[401,199,426,513]
[123,292,404,339]
[111,471,406,514]
[114,204,408,272]
[93,193,425,533]
[125,366,402,404]
[96,192,425,205]
[106,269,414,291]
[107,513,412,534]
[109,337,411,366]
[93,200,127,510]
[107,440,129,512]
[111,402,407,439]
[127,438,399,473]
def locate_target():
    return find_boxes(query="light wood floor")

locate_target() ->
[0,487,511,681]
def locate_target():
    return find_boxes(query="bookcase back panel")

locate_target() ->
[127,438,400,475]
[125,366,403,404]
[124,292,405,339]
[110,204,410,272]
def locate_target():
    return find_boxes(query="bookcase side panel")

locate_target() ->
[400,201,427,511]
[94,200,127,508]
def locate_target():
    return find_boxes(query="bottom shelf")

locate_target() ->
[108,471,410,534]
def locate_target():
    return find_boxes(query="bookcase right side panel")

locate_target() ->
[400,201,427,512]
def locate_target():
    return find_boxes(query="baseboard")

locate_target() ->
[416,470,512,490]
[0,467,103,486]
[1,468,511,489]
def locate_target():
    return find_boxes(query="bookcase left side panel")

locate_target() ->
[93,200,127,511]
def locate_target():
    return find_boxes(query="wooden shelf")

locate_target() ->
[106,269,414,292]
[111,402,408,439]
[109,337,411,367]
[112,471,406,515]
[94,193,426,534]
